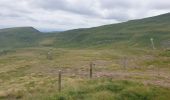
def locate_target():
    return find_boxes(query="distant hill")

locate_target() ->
[0,13,170,49]
[0,27,42,49]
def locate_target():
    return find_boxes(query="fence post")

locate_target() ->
[47,51,53,60]
[157,66,160,77]
[123,56,127,70]
[150,38,156,50]
[90,62,95,78]
[58,70,61,92]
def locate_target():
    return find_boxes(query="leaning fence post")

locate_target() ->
[58,70,61,92]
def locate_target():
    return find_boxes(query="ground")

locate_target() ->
[0,47,169,100]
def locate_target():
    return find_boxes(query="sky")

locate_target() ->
[0,0,170,32]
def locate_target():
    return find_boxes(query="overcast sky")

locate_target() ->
[0,0,170,31]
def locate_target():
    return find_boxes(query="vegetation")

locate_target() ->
[48,79,170,100]
[0,13,170,99]
[0,47,169,100]
[51,13,170,48]
[0,27,42,49]
[0,13,170,49]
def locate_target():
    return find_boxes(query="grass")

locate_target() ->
[49,13,170,49]
[0,47,169,99]
[0,13,170,100]
[47,79,170,100]
[0,13,170,49]
[159,49,170,57]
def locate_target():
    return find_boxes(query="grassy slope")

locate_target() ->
[0,47,169,100]
[0,27,42,49]
[0,13,170,49]
[0,13,170,100]
[51,13,170,49]
[49,79,170,100]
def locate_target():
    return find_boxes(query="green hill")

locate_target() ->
[51,13,170,49]
[0,13,170,49]
[0,27,42,49]
[0,13,170,100]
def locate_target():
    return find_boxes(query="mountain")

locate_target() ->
[0,13,170,49]
[0,27,42,49]
[51,13,170,49]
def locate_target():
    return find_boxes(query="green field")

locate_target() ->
[0,47,169,100]
[0,13,170,100]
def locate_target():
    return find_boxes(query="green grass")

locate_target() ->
[0,27,42,49]
[0,47,169,99]
[49,13,170,49]
[0,13,170,100]
[159,49,170,57]
[47,79,170,100]
[0,13,170,49]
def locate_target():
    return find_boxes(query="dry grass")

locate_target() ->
[0,47,169,99]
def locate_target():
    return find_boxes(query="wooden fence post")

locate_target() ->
[150,38,156,50]
[47,51,53,60]
[58,70,61,92]
[90,62,95,78]
[123,56,127,70]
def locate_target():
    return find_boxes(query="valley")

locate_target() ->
[0,13,170,100]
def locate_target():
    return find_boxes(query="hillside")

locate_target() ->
[51,13,170,49]
[0,13,170,49]
[0,14,170,100]
[0,27,42,49]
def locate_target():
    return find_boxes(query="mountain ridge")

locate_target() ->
[51,13,170,48]
[0,27,42,49]
[0,13,170,49]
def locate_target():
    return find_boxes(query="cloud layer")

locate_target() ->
[0,0,170,31]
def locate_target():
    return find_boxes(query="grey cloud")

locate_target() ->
[149,0,170,10]
[32,0,66,10]
[30,0,99,17]
[29,0,133,21]
[99,0,133,9]
[104,11,130,21]
[0,13,22,19]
